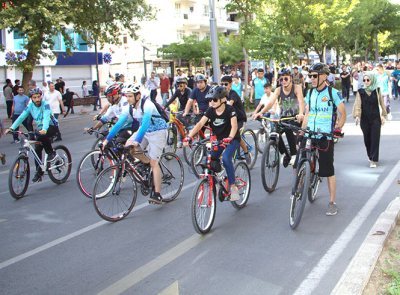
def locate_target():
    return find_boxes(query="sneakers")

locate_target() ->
[230,186,240,202]
[244,153,251,165]
[370,161,377,168]
[388,113,393,121]
[11,140,20,144]
[326,202,337,216]
[31,172,43,183]
[149,192,163,204]
[289,155,296,166]
[0,154,5,165]
[177,142,183,149]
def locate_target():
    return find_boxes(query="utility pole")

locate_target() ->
[143,45,150,79]
[209,0,220,84]
[94,39,101,108]
[375,33,379,62]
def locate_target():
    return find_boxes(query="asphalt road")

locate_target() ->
[1,96,400,295]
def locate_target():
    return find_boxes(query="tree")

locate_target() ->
[218,34,245,66]
[157,35,211,70]
[0,0,154,93]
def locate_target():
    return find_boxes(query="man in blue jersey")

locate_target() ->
[296,63,347,216]
[6,88,59,183]
[182,74,211,116]
[250,68,267,109]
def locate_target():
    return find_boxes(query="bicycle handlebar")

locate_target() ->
[280,122,334,138]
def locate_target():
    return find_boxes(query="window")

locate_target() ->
[192,32,200,41]
[14,29,26,50]
[75,33,88,51]
[51,30,88,51]
[205,32,211,40]
[203,5,209,17]
[0,29,3,45]
[189,6,194,13]
[175,3,181,18]
[177,30,185,41]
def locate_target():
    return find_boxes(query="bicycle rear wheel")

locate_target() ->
[191,178,216,235]
[93,165,137,222]
[261,140,280,193]
[48,145,72,184]
[256,128,268,154]
[76,150,114,198]
[159,152,184,202]
[241,129,258,169]
[231,162,251,209]
[9,155,30,200]
[289,160,311,230]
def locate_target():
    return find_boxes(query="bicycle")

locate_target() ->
[90,118,116,151]
[8,131,72,200]
[92,146,184,222]
[190,137,251,234]
[258,116,297,193]
[255,117,272,154]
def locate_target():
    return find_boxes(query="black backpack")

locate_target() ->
[140,96,169,123]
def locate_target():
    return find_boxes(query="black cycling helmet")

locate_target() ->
[29,87,42,98]
[309,63,330,75]
[278,68,292,76]
[195,74,207,83]
[176,77,187,84]
[280,62,286,68]
[205,85,228,100]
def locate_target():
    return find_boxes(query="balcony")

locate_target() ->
[172,10,239,32]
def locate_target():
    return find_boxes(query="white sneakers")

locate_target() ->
[230,186,240,201]
[370,161,377,168]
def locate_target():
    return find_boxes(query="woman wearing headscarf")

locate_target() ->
[352,72,387,168]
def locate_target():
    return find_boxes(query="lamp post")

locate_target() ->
[143,45,150,79]
[209,0,220,84]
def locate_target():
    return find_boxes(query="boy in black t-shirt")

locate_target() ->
[183,85,241,201]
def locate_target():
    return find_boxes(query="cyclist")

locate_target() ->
[252,68,305,165]
[182,74,211,117]
[182,85,241,202]
[252,82,279,130]
[125,94,168,205]
[221,75,251,165]
[295,63,347,216]
[86,83,137,143]
[5,88,59,183]
[164,77,192,148]
[100,84,141,146]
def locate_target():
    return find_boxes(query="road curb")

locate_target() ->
[331,196,400,295]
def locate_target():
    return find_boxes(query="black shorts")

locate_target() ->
[116,128,137,144]
[295,138,335,177]
[237,120,245,131]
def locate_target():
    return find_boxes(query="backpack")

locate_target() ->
[140,96,170,123]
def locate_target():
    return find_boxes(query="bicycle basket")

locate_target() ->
[190,114,202,125]
[210,156,222,172]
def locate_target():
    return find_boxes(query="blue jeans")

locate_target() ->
[161,93,169,107]
[211,139,240,186]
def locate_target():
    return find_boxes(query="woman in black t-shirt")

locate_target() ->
[183,85,241,201]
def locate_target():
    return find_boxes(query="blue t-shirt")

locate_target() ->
[13,94,30,115]
[231,82,243,100]
[189,85,211,112]
[305,86,343,138]
[11,100,58,131]
[252,77,267,100]
[376,73,389,95]
[391,70,400,81]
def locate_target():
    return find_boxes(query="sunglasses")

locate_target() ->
[308,74,319,79]
[208,97,220,102]
[178,84,185,87]
[221,82,229,86]
[279,77,289,82]
[363,79,370,82]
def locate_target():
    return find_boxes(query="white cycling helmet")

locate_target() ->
[122,83,141,94]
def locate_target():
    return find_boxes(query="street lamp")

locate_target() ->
[209,0,221,84]
[142,45,150,79]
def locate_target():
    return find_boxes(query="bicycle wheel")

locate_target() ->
[261,140,280,193]
[241,129,258,169]
[231,162,251,209]
[8,155,30,200]
[48,145,72,184]
[190,139,210,179]
[191,177,216,234]
[93,165,137,222]
[308,173,321,203]
[92,135,104,151]
[183,133,201,165]
[256,128,268,154]
[164,126,177,154]
[159,152,184,202]
[76,150,115,198]
[289,160,311,230]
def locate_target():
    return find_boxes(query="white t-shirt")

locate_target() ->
[42,86,49,96]
[106,78,114,85]
[260,93,274,112]
[43,90,62,114]
[82,85,88,97]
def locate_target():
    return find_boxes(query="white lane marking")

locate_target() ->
[97,235,211,295]
[158,281,179,295]
[0,219,6,223]
[0,181,197,270]
[293,160,400,295]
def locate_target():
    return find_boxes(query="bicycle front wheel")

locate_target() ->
[261,140,280,193]
[191,178,216,235]
[76,150,114,198]
[289,160,311,230]
[242,129,258,169]
[48,145,72,184]
[308,172,321,203]
[231,162,251,209]
[159,152,184,202]
[92,135,104,151]
[9,155,30,200]
[256,128,268,154]
[93,165,137,222]
[190,139,210,179]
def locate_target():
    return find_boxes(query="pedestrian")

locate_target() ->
[264,67,274,85]
[168,73,174,96]
[292,66,305,90]
[340,66,351,102]
[92,81,99,111]
[386,60,395,70]
[0,117,5,165]
[115,73,125,83]
[302,66,310,97]
[251,69,258,81]
[141,74,147,86]
[55,77,65,94]
[391,63,400,100]
[159,73,170,107]
[63,88,80,117]
[12,79,20,96]
[107,74,114,85]
[43,82,65,141]
[353,72,387,168]
[232,74,244,102]
[250,68,267,109]
[4,79,13,118]
[42,81,49,96]
[329,63,336,74]
[357,67,366,90]
[10,86,33,143]
[82,80,89,97]
[376,64,392,120]
[187,69,195,90]
[327,71,336,87]
[145,72,160,102]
